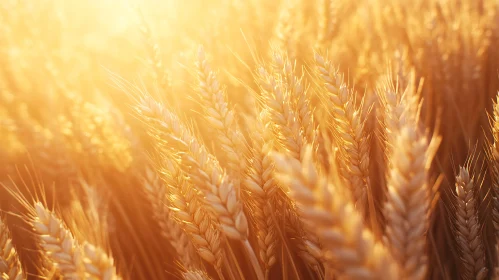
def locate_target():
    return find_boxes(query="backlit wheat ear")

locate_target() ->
[137,97,265,279]
[453,166,487,280]
[273,146,400,279]
[163,164,224,273]
[0,218,25,280]
[379,70,419,162]
[183,270,212,280]
[256,66,305,161]
[143,168,199,269]
[137,96,248,241]
[270,50,316,147]
[383,115,440,279]
[31,202,84,279]
[195,46,248,181]
[82,243,121,280]
[314,52,370,211]
[244,111,279,273]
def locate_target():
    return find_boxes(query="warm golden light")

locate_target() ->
[0,0,498,279]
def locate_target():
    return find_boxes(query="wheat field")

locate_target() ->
[0,0,499,279]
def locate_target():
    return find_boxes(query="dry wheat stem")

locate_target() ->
[314,53,370,210]
[31,202,84,279]
[274,145,400,279]
[0,218,24,280]
[453,167,487,280]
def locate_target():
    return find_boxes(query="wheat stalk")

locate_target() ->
[0,218,24,280]
[274,145,400,279]
[452,166,487,280]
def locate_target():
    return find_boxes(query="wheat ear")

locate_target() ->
[246,91,320,268]
[379,71,419,162]
[163,163,223,272]
[489,93,499,234]
[183,270,212,280]
[82,243,121,280]
[314,52,370,211]
[453,166,487,280]
[270,50,316,146]
[256,66,305,161]
[274,145,400,279]
[143,168,199,269]
[31,202,84,279]
[244,111,279,273]
[137,97,264,279]
[0,218,25,280]
[195,46,248,181]
[137,95,248,241]
[383,119,439,279]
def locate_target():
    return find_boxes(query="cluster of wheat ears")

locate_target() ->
[1,0,499,279]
